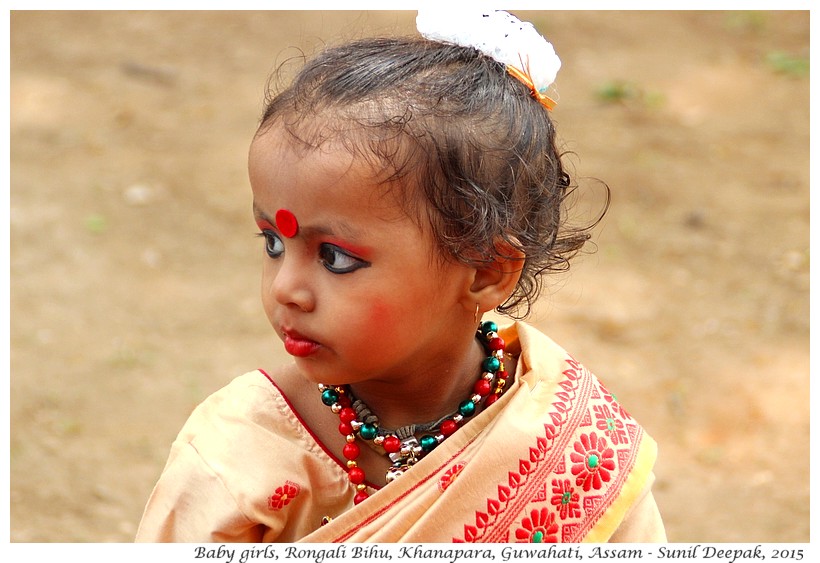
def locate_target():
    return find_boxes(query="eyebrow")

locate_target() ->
[252,204,274,227]
[252,202,363,242]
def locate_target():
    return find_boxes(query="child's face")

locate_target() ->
[248,126,477,386]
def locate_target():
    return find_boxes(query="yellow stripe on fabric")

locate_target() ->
[582,432,658,543]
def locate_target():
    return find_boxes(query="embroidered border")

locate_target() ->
[454,356,644,543]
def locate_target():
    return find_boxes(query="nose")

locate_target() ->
[265,255,315,313]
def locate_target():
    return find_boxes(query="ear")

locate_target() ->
[464,239,525,316]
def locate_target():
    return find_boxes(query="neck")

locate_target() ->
[347,331,486,430]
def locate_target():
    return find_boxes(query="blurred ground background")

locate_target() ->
[10,11,809,543]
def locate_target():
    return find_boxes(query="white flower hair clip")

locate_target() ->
[416,9,561,110]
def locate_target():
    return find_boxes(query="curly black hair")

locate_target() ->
[257,36,608,318]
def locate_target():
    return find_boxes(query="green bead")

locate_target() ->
[588,454,599,469]
[359,423,378,440]
[420,435,438,452]
[321,389,339,406]
[482,356,501,373]
[480,321,498,335]
[531,530,544,543]
[458,399,477,417]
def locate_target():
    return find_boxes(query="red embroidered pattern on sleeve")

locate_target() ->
[268,480,301,511]
[453,356,645,543]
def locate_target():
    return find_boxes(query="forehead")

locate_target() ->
[248,124,410,224]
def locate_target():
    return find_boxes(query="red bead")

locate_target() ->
[339,407,357,423]
[496,370,508,380]
[339,422,353,435]
[348,466,365,484]
[382,436,401,453]
[473,379,492,396]
[488,337,505,351]
[337,395,351,408]
[441,419,458,436]
[485,394,499,407]
[342,442,360,460]
[354,490,369,505]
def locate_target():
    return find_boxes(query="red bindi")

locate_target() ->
[275,209,299,238]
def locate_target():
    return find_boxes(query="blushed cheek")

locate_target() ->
[367,299,398,331]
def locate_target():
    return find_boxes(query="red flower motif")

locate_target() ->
[268,480,300,511]
[570,432,616,492]
[515,507,559,543]
[593,404,628,445]
[550,478,581,520]
[439,462,466,492]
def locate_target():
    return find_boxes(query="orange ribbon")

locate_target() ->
[507,65,557,111]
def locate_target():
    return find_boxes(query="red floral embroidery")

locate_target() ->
[439,462,466,492]
[550,478,581,520]
[515,507,559,543]
[570,432,616,492]
[452,354,648,544]
[600,384,632,420]
[268,480,300,511]
[593,404,628,445]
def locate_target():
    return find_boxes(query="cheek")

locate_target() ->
[340,298,406,361]
[260,265,278,321]
[340,297,403,344]
[366,299,399,330]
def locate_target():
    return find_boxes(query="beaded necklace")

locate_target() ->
[317,321,508,505]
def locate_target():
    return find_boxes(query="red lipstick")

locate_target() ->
[282,330,321,357]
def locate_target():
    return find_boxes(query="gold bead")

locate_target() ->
[346,434,356,443]
[346,460,358,469]
[331,404,342,414]
[356,484,367,491]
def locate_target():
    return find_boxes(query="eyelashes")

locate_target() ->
[318,244,371,274]
[257,231,371,275]
[259,230,284,258]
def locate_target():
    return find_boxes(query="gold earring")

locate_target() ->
[474,303,481,324]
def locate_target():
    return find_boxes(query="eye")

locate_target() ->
[319,244,370,274]
[260,230,284,258]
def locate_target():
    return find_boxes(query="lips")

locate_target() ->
[281,329,322,358]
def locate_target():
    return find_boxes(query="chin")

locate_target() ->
[292,357,347,387]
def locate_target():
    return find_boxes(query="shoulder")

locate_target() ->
[167,368,338,501]
[184,370,281,423]
[174,368,305,452]
[500,324,662,542]
[139,367,352,542]
[505,321,576,382]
